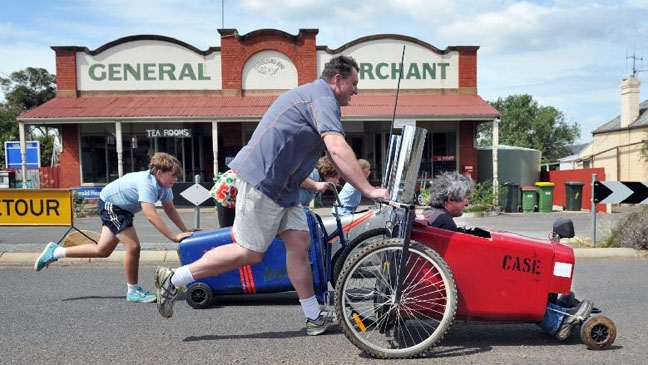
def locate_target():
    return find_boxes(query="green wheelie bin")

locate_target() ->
[520,186,537,213]
[565,181,584,211]
[535,182,555,213]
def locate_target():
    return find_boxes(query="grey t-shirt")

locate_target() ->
[422,207,457,231]
[229,79,345,207]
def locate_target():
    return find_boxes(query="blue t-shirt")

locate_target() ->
[332,182,361,216]
[299,169,320,206]
[99,170,173,213]
[229,79,345,207]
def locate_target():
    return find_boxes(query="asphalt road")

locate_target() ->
[2,259,647,364]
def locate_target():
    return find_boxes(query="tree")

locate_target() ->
[0,67,57,168]
[478,94,581,162]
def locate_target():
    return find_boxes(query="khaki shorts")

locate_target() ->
[232,178,308,253]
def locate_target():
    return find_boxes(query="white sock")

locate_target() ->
[127,283,140,293]
[53,247,66,260]
[171,266,195,287]
[300,296,321,320]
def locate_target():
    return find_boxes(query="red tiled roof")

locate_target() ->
[18,94,499,122]
[345,94,499,120]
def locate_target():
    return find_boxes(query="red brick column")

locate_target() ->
[52,47,78,97]
[457,46,478,94]
[59,124,80,188]
[458,122,478,180]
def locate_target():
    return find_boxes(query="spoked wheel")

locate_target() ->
[334,238,457,359]
[186,282,213,309]
[331,228,391,288]
[580,315,616,350]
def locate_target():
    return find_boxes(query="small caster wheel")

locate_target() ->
[186,282,213,309]
[580,315,616,350]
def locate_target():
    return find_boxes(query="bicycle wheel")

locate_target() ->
[331,228,391,288]
[334,238,457,359]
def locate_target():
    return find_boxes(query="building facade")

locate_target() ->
[18,29,499,190]
[577,77,648,181]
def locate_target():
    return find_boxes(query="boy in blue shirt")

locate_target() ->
[35,152,193,303]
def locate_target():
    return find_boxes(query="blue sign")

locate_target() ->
[5,141,40,168]
[73,187,102,200]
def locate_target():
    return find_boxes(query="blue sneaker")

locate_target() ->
[126,289,157,303]
[35,242,59,271]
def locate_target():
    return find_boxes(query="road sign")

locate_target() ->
[4,141,40,168]
[73,187,102,200]
[180,183,212,206]
[0,189,74,226]
[593,181,648,204]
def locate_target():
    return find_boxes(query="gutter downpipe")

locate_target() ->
[492,117,500,206]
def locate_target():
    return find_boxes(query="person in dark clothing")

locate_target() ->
[422,171,473,230]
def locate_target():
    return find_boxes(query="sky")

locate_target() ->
[1,0,648,143]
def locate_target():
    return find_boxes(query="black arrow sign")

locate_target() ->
[593,181,612,204]
[593,181,648,204]
[624,182,648,204]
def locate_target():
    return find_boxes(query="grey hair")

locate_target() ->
[428,171,474,208]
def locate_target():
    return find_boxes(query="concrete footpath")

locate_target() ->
[2,204,646,266]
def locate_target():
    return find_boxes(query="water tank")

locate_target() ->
[477,145,541,187]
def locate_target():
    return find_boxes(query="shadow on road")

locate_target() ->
[62,295,124,301]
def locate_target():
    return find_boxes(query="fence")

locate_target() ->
[4,166,61,188]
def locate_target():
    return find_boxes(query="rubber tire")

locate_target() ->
[186,282,213,309]
[335,238,457,359]
[580,315,616,350]
[331,228,391,288]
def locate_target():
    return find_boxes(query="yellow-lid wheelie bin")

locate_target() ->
[535,182,555,213]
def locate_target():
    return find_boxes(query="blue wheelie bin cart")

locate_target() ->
[177,209,327,308]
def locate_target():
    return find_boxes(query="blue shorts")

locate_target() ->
[98,200,134,235]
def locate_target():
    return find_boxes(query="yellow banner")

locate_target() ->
[0,189,73,226]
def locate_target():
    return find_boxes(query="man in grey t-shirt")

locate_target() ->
[156,56,388,335]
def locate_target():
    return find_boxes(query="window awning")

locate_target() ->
[18,94,500,124]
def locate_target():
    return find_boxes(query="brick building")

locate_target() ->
[18,29,499,192]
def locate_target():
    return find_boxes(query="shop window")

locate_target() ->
[123,135,151,174]
[81,134,151,184]
[81,135,112,184]
[431,132,457,176]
